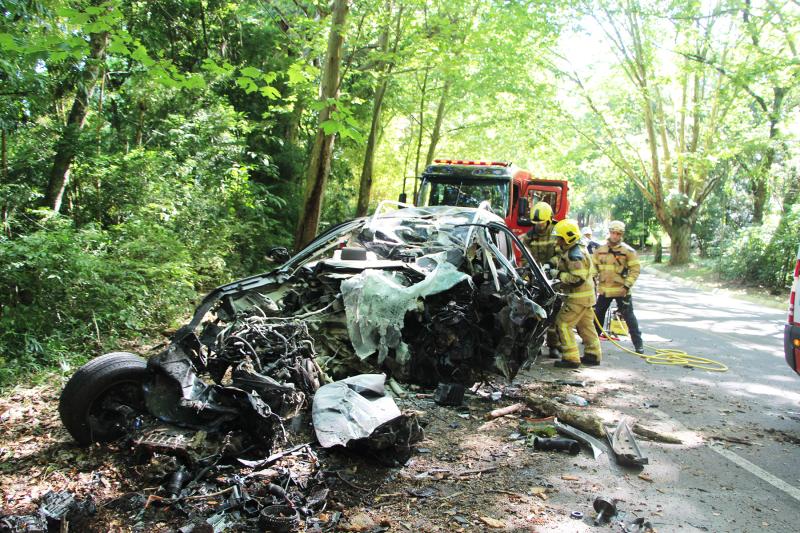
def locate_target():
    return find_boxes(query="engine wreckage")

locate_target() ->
[44,204,561,531]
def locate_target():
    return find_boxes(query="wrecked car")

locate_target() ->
[53,202,561,529]
[59,202,561,448]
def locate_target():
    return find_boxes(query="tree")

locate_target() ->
[561,1,741,265]
[294,0,350,250]
[46,26,110,213]
[730,0,800,223]
[356,1,403,217]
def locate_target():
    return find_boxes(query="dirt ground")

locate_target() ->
[0,358,678,533]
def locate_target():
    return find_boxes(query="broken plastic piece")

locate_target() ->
[434,383,465,406]
[563,394,589,406]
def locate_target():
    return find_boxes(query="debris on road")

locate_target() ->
[520,392,606,436]
[0,490,95,533]
[607,416,649,467]
[433,382,465,406]
[633,423,684,444]
[486,402,526,420]
[554,418,606,459]
[593,496,617,525]
[555,379,587,387]
[519,415,558,438]
[563,393,589,406]
[533,436,580,454]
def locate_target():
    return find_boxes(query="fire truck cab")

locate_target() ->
[412,159,569,239]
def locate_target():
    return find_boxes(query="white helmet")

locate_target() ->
[609,220,626,233]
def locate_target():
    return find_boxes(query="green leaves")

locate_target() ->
[235,65,282,98]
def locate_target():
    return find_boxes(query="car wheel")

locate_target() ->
[58,352,149,445]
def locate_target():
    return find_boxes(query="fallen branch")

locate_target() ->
[633,423,684,444]
[454,465,498,477]
[486,402,525,420]
[710,434,751,446]
[519,393,605,437]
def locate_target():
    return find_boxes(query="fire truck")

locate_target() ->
[407,159,569,239]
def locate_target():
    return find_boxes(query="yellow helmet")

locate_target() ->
[531,201,553,223]
[609,220,626,233]
[553,219,581,246]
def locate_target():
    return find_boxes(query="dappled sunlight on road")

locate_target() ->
[678,319,783,337]
[718,381,800,404]
[730,341,783,356]
[678,374,800,405]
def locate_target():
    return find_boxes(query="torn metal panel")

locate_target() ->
[312,374,406,448]
[554,418,606,459]
[606,416,649,467]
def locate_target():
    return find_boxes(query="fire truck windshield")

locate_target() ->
[418,177,510,216]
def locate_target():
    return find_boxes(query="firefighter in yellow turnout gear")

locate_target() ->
[520,201,561,358]
[550,219,602,369]
[592,220,644,354]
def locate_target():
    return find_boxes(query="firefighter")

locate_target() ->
[593,220,644,354]
[520,201,561,358]
[549,219,602,368]
[581,226,600,254]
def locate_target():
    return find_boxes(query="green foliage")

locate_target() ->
[0,218,197,385]
[714,203,800,294]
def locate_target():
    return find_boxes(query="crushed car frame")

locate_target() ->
[54,202,562,530]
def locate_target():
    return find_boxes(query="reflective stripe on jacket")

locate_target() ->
[556,244,596,307]
[521,230,558,266]
[592,241,640,297]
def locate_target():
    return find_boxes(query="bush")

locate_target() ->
[0,218,199,385]
[714,203,800,294]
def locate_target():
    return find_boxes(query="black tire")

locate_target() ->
[59,352,149,445]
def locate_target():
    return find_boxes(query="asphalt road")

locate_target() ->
[534,268,800,532]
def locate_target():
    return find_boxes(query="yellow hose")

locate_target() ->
[593,313,728,372]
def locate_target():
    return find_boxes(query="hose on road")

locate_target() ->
[592,313,729,373]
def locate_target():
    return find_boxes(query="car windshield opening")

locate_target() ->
[420,178,510,216]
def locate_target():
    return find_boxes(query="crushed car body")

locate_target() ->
[165,202,560,387]
[54,202,562,530]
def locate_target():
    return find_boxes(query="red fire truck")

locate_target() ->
[409,159,569,239]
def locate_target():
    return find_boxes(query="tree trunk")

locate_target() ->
[412,69,429,200]
[356,77,388,217]
[1,128,7,182]
[668,220,692,266]
[654,238,663,264]
[45,28,110,214]
[751,173,768,224]
[135,100,146,147]
[424,80,449,167]
[356,1,396,218]
[294,0,349,251]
